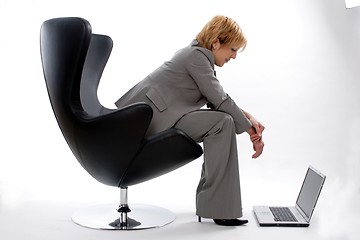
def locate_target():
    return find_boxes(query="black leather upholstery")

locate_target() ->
[81,33,114,116]
[40,17,203,189]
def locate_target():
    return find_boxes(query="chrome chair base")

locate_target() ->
[71,203,176,230]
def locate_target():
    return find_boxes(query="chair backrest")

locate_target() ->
[81,34,114,116]
[40,17,153,187]
[40,17,91,156]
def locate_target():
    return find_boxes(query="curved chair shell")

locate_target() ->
[40,17,203,189]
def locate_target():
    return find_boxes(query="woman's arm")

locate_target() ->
[243,110,265,136]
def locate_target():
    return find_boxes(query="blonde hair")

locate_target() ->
[196,15,247,51]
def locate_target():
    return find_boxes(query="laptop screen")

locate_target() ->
[296,166,326,221]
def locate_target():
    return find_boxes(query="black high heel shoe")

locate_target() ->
[198,216,248,226]
[213,219,248,226]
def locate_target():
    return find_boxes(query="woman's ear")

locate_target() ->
[212,38,220,50]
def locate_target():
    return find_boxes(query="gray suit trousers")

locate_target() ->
[174,110,243,219]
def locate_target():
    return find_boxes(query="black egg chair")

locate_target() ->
[40,17,203,230]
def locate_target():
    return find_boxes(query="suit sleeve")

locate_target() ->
[186,49,252,134]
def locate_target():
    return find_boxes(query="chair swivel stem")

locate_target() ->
[118,187,131,228]
[118,187,131,212]
[120,187,128,206]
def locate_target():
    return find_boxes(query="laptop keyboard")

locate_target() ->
[270,207,298,222]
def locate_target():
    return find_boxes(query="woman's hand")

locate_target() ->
[243,111,265,137]
[251,135,264,159]
[247,126,265,158]
[244,111,265,159]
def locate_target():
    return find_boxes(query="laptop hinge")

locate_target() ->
[295,204,310,222]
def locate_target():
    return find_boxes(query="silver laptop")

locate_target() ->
[253,166,326,227]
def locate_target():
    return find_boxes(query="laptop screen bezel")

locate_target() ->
[295,166,326,222]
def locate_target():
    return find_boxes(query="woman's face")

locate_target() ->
[212,39,239,67]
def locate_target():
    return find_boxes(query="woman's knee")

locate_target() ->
[221,113,235,125]
[209,112,235,135]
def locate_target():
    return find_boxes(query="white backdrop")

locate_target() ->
[0,0,359,238]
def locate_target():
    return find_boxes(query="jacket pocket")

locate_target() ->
[146,88,168,112]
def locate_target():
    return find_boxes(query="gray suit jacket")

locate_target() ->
[115,40,252,135]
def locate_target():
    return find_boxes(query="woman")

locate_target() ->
[115,15,265,226]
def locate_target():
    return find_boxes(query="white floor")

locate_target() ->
[0,158,359,240]
[0,197,358,240]
[0,200,339,240]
